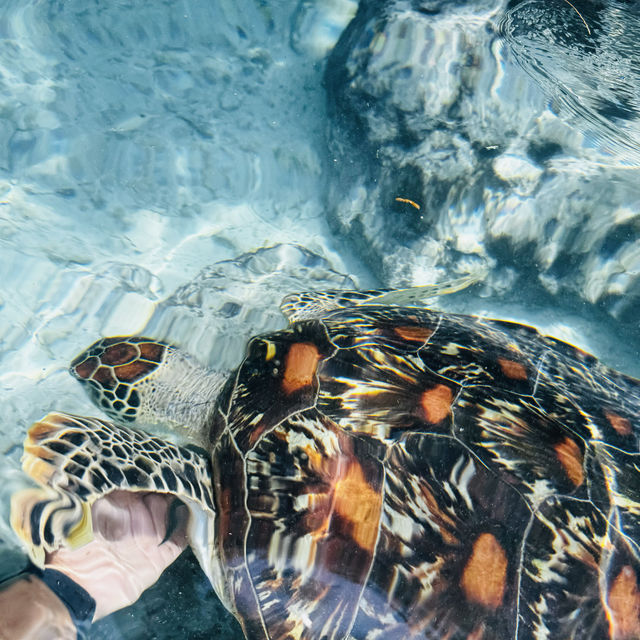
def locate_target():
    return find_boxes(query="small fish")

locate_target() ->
[395,197,421,210]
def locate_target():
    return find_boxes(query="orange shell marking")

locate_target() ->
[605,411,632,437]
[607,565,640,639]
[282,343,321,394]
[497,357,528,381]
[461,533,508,609]
[421,384,454,423]
[393,326,434,342]
[333,460,383,552]
[553,437,584,487]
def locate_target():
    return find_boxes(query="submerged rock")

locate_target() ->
[324,0,640,325]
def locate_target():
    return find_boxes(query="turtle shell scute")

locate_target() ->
[215,304,640,640]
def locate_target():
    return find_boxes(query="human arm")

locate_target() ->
[0,491,187,639]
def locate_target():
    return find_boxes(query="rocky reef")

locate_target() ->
[325,0,640,325]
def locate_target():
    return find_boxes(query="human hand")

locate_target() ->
[45,490,188,620]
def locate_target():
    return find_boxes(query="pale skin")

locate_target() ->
[0,491,188,640]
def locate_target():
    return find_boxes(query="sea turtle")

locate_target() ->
[9,286,640,639]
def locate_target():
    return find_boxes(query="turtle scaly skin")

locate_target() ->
[11,291,640,639]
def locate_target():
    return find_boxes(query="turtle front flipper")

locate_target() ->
[70,336,226,446]
[11,412,215,571]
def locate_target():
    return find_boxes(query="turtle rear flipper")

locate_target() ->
[280,270,486,321]
[11,412,215,576]
[70,337,226,445]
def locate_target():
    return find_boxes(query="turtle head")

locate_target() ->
[70,336,226,446]
[70,336,169,425]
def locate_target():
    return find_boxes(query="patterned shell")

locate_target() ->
[206,304,640,640]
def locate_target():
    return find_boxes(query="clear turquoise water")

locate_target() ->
[0,1,359,636]
[0,0,639,638]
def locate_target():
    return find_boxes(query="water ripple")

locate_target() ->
[499,0,640,165]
